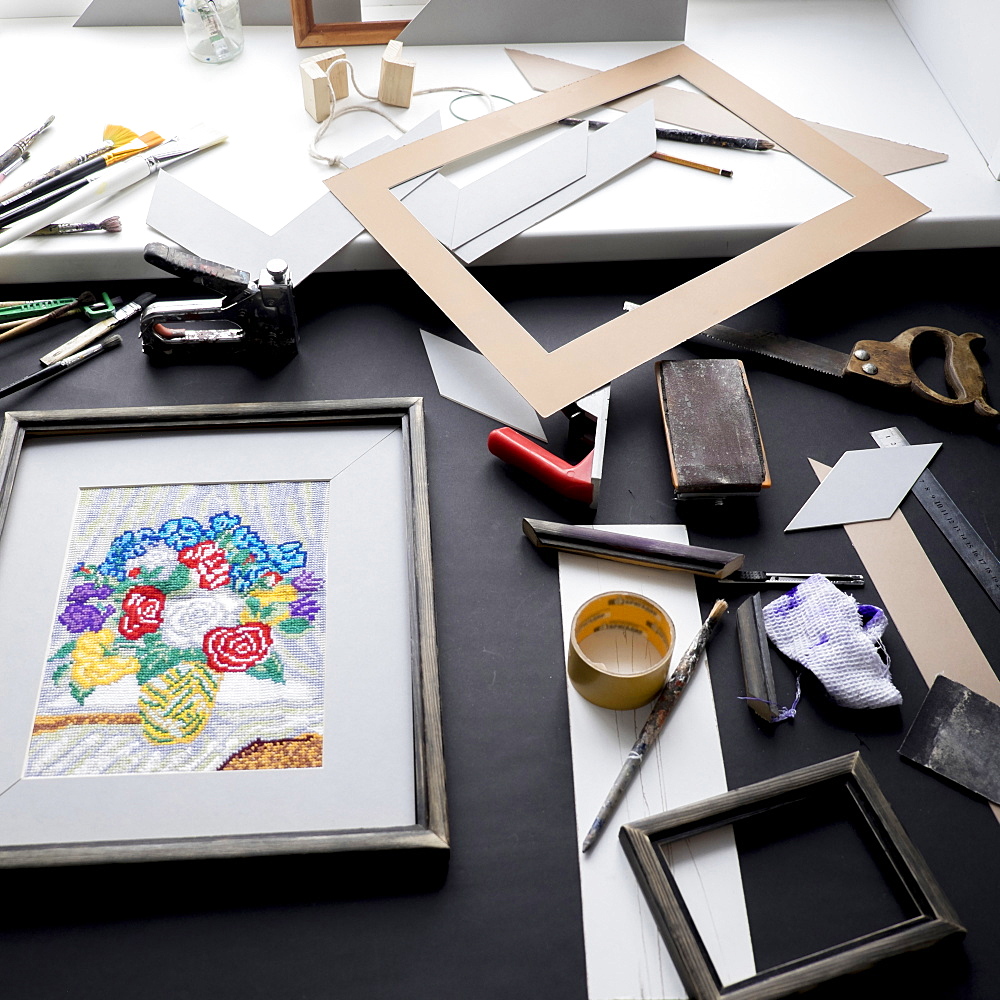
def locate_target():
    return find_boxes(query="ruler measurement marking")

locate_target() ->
[871,427,1000,611]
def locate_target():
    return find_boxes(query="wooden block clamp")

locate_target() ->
[655,358,770,499]
[378,40,416,108]
[300,48,348,122]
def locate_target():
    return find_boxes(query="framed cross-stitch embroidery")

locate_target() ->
[0,399,447,867]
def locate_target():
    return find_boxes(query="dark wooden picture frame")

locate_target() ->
[619,753,964,1000]
[0,398,447,869]
[290,0,410,46]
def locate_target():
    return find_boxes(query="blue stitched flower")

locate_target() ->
[160,517,207,551]
[209,511,242,535]
[229,560,266,593]
[267,542,307,573]
[230,525,268,560]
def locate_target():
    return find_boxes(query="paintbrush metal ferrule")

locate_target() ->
[0,155,28,184]
[0,142,114,203]
[0,334,121,401]
[0,115,54,173]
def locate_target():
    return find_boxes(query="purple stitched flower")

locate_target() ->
[291,571,324,594]
[289,597,321,621]
[59,602,114,633]
[66,582,114,604]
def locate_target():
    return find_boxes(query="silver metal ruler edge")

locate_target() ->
[871,427,1000,612]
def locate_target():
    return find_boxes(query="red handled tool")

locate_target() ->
[488,387,609,506]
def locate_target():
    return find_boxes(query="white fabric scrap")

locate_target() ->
[763,574,901,710]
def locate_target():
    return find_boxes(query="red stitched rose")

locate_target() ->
[203,622,273,673]
[118,585,166,640]
[178,540,231,590]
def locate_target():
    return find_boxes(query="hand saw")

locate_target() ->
[624,298,999,420]
[690,322,996,419]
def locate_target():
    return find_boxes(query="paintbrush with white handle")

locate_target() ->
[0,125,226,251]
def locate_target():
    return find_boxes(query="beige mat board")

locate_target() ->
[325,45,929,417]
[506,47,948,176]
[811,459,1000,825]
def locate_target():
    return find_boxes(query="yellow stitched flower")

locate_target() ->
[69,629,140,689]
[250,583,298,605]
[241,606,290,625]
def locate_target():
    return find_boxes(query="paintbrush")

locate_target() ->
[580,598,728,854]
[0,125,228,251]
[29,216,121,236]
[0,126,163,222]
[0,115,54,174]
[0,334,121,401]
[0,122,142,204]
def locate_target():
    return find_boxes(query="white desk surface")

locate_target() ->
[1,0,999,284]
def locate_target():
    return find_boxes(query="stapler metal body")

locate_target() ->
[140,243,298,368]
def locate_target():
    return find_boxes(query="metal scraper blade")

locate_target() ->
[693,325,850,379]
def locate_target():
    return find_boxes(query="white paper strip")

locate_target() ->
[558,524,755,1000]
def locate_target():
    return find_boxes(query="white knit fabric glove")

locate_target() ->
[762,574,901,710]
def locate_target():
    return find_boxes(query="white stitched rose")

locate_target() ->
[160,592,243,647]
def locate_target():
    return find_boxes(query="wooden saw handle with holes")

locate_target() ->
[845,326,997,418]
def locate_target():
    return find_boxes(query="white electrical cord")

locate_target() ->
[308,55,499,168]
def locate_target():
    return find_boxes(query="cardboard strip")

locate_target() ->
[505,47,948,176]
[325,45,929,417]
[811,459,1000,824]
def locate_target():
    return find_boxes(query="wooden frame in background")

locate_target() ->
[290,0,409,46]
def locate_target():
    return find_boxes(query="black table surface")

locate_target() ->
[0,247,998,1000]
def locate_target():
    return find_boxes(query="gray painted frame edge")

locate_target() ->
[0,398,448,867]
[619,752,964,1000]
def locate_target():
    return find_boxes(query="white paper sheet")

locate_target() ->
[786,443,940,532]
[559,525,755,999]
[455,103,656,263]
[419,330,546,439]
[146,114,444,279]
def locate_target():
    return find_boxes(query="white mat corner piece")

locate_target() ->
[419,329,545,439]
[786,443,940,532]
[558,524,755,1000]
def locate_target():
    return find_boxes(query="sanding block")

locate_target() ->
[655,358,770,499]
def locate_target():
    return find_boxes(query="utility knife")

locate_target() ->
[691,323,997,419]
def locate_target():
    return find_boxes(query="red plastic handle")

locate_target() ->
[488,427,594,504]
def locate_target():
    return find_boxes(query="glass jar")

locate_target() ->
[178,0,244,64]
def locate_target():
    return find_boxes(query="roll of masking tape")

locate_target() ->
[567,591,675,710]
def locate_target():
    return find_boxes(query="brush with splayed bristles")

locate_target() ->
[0,127,164,227]
[30,216,122,236]
[0,125,227,251]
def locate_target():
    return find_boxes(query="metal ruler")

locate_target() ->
[871,427,1000,612]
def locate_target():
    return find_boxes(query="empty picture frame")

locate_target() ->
[325,45,929,417]
[290,0,408,46]
[0,399,446,868]
[619,753,963,1000]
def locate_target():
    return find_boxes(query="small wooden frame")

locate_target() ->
[620,753,964,1000]
[290,0,409,47]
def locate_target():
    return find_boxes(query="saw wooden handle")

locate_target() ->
[846,326,997,418]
